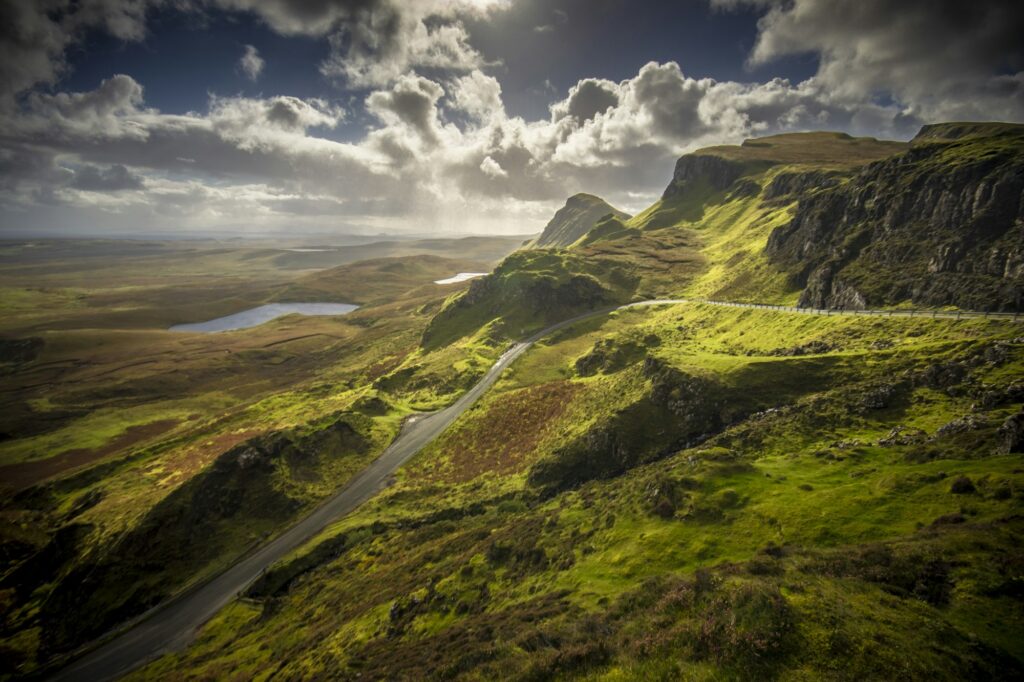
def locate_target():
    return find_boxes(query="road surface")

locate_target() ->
[50,297,1019,680]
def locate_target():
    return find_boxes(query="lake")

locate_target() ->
[170,302,358,333]
[434,272,488,285]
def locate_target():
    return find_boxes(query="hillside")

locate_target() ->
[533,194,632,249]
[119,124,1023,679]
[134,304,1024,681]
[3,125,1023,681]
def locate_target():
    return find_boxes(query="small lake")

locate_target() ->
[434,272,488,285]
[170,302,358,333]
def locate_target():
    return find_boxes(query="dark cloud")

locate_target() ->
[366,75,445,145]
[552,78,619,123]
[29,73,144,122]
[69,163,144,191]
[725,0,1024,121]
[0,0,152,107]
[213,0,384,36]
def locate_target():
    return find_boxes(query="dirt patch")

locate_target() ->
[0,419,179,490]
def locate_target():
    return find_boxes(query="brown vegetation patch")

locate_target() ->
[170,428,264,482]
[364,350,412,382]
[0,419,179,490]
[421,381,581,484]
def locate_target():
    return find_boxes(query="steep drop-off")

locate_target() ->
[765,123,1024,310]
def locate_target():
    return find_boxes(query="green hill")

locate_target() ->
[3,124,1023,680]
[533,193,632,249]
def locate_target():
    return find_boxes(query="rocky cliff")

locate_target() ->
[662,154,747,201]
[765,123,1024,310]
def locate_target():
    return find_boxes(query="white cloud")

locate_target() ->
[479,155,508,178]
[2,0,1023,237]
[450,70,504,123]
[238,44,264,81]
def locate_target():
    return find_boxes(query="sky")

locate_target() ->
[1,0,1022,238]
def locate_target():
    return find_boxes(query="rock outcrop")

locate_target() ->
[662,154,745,201]
[762,170,841,201]
[765,123,1024,310]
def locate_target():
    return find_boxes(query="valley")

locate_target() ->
[1,123,1022,681]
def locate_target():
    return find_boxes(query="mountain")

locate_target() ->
[532,193,631,248]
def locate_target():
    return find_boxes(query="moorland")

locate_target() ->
[2,122,1023,681]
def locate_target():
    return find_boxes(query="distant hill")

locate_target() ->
[533,193,631,248]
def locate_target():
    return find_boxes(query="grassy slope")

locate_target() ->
[6,129,1023,679]
[620,132,909,305]
[133,304,1024,680]
[120,131,1023,679]
[0,246,524,674]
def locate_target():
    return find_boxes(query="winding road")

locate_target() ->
[50,298,1020,680]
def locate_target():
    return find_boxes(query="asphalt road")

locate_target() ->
[49,297,1019,680]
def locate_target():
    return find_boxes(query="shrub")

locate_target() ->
[949,475,976,494]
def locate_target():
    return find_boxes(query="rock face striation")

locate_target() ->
[764,123,1024,310]
[662,154,746,201]
[534,193,631,248]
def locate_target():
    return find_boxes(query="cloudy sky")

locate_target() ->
[1,0,1022,237]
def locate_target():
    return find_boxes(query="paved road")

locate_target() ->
[50,297,1020,680]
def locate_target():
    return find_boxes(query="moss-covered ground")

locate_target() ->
[0,238,520,675]
[129,304,1024,680]
[3,128,1022,680]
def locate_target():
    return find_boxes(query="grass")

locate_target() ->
[4,126,1023,679]
[0,238,525,675]
[124,301,1024,680]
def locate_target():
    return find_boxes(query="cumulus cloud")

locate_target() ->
[218,0,510,87]
[2,0,1024,237]
[551,78,619,123]
[366,75,446,147]
[720,0,1024,122]
[238,44,264,81]
[479,155,508,179]
[450,70,504,123]
[210,95,345,137]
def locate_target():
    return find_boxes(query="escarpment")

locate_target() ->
[765,123,1024,310]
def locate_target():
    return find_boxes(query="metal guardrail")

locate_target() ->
[626,298,1023,322]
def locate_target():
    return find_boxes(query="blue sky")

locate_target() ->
[1,0,1021,237]
[61,1,816,129]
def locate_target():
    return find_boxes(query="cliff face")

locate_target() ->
[662,154,746,200]
[765,123,1024,310]
[534,193,631,248]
